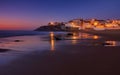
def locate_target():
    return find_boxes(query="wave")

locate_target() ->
[0,30,67,38]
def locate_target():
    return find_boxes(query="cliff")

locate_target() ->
[35,24,66,31]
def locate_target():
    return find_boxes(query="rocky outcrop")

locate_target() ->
[35,24,66,31]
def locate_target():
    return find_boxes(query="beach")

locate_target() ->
[0,46,120,75]
[82,29,120,41]
[0,0,120,74]
[0,30,120,75]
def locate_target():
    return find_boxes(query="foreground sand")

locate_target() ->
[0,45,120,75]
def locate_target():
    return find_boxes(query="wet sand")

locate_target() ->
[0,45,120,75]
[0,31,120,75]
[81,29,120,40]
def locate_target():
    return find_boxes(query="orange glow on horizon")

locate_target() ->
[0,22,35,30]
[0,17,46,30]
[0,19,29,30]
[0,25,30,30]
[0,16,46,30]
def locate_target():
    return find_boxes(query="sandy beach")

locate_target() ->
[0,45,120,75]
[0,31,120,75]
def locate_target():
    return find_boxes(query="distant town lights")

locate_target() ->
[94,22,99,26]
[50,22,55,25]
[93,35,99,39]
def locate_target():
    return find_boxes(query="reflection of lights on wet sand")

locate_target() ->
[71,36,78,44]
[83,34,89,38]
[51,40,55,51]
[93,35,99,39]
[72,36,77,39]
[105,41,116,46]
[50,32,55,51]
[73,32,76,35]
[72,40,77,44]
[79,33,90,39]
[50,32,54,37]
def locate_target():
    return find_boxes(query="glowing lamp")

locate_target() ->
[94,22,98,26]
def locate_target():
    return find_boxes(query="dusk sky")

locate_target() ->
[0,0,120,30]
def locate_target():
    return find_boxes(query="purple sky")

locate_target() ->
[0,0,120,30]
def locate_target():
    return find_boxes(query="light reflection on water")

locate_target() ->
[0,32,120,53]
[105,41,120,46]
[49,32,120,47]
[49,32,55,51]
[0,35,52,65]
[0,36,50,52]
[70,32,120,46]
[0,32,120,65]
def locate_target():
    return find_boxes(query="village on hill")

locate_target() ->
[35,18,120,31]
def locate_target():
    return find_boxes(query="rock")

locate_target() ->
[35,24,66,31]
[14,40,23,42]
[54,36,62,40]
[0,49,10,52]
[102,42,112,46]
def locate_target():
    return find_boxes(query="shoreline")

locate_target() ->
[80,29,120,41]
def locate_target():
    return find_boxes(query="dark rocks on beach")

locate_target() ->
[67,33,74,36]
[0,49,10,52]
[54,36,62,40]
[102,42,112,46]
[14,40,23,42]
